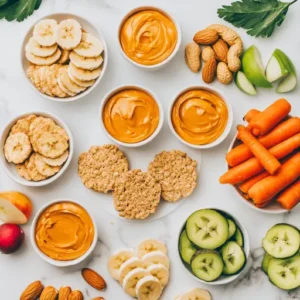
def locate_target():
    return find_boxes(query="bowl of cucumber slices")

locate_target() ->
[178,208,250,285]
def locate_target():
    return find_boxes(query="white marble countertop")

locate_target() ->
[0,0,300,299]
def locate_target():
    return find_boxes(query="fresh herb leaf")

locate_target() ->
[0,0,42,22]
[218,0,298,38]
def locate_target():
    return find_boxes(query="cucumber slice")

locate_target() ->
[235,71,257,95]
[221,241,246,275]
[179,230,197,264]
[227,219,237,239]
[262,253,272,274]
[268,254,300,290]
[186,209,229,249]
[191,250,224,281]
[262,224,300,258]
[231,227,244,247]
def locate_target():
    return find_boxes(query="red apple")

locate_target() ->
[0,224,25,254]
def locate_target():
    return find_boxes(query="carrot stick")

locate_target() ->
[220,133,300,184]
[237,125,281,175]
[227,117,300,167]
[249,99,291,136]
[243,109,260,122]
[277,179,300,210]
[239,171,269,194]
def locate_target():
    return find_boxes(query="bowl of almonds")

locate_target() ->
[21,13,107,102]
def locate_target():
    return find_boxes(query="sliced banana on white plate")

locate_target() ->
[147,264,169,287]
[107,248,136,280]
[57,49,70,64]
[67,69,95,87]
[138,239,168,257]
[42,150,69,166]
[119,257,144,285]
[73,32,103,57]
[56,19,82,50]
[26,48,61,66]
[135,275,163,300]
[33,19,58,46]
[142,251,170,269]
[178,288,212,300]
[122,268,149,297]
[25,37,57,57]
[59,66,86,94]
[68,62,101,81]
[70,51,103,70]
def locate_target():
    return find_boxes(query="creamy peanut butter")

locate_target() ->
[120,9,178,65]
[103,89,159,143]
[35,202,94,261]
[171,89,228,145]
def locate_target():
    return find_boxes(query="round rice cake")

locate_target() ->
[25,153,46,181]
[78,144,129,193]
[148,150,197,202]
[11,114,37,135]
[46,65,67,98]
[113,169,161,220]
[16,163,32,181]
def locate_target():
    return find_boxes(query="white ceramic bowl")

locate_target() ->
[168,86,233,149]
[178,207,250,285]
[21,13,108,102]
[227,134,287,214]
[117,6,181,71]
[30,199,98,267]
[0,111,74,187]
[99,84,164,147]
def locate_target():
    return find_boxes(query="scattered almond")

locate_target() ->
[202,57,217,84]
[20,280,44,300]
[213,39,229,63]
[185,42,201,73]
[82,268,107,291]
[217,62,233,84]
[40,286,58,300]
[68,290,83,300]
[92,298,104,300]
[193,28,219,45]
[202,46,215,62]
[58,286,71,300]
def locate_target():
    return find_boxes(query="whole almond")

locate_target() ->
[213,39,229,63]
[193,29,219,45]
[82,268,107,291]
[185,42,201,73]
[40,286,58,300]
[202,57,217,84]
[202,46,215,62]
[20,281,44,300]
[68,290,83,300]
[58,286,72,300]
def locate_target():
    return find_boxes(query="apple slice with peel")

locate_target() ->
[266,50,289,82]
[242,45,272,88]
[0,192,32,224]
[235,71,257,95]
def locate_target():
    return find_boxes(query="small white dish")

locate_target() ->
[168,86,233,149]
[30,199,98,267]
[99,84,164,147]
[117,6,181,71]
[0,111,73,187]
[21,13,108,102]
[178,207,250,285]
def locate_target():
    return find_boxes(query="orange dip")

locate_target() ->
[171,89,228,145]
[103,89,159,143]
[120,9,178,65]
[35,202,94,261]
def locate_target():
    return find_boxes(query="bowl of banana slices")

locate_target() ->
[21,13,107,102]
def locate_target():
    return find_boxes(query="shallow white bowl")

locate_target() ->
[21,13,108,102]
[117,6,181,71]
[227,134,287,214]
[178,207,250,285]
[99,84,164,147]
[168,86,233,149]
[0,111,74,187]
[30,199,98,267]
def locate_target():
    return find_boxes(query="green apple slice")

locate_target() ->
[242,45,272,88]
[265,50,289,82]
[235,71,257,95]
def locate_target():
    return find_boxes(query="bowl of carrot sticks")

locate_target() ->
[219,98,300,213]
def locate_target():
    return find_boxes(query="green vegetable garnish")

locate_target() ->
[218,0,298,38]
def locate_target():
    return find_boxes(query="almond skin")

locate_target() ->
[193,29,219,45]
[185,42,201,73]
[68,290,83,300]
[82,268,107,291]
[40,286,58,300]
[202,57,217,84]
[92,298,105,300]
[58,286,71,300]
[20,281,44,300]
[213,39,229,63]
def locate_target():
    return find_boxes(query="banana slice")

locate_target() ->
[26,48,61,65]
[26,37,58,57]
[59,66,86,94]
[107,248,136,280]
[73,32,104,57]
[119,257,144,285]
[68,68,95,87]
[122,268,149,297]
[33,19,58,46]
[57,49,70,64]
[135,275,163,300]
[142,251,170,269]
[138,239,168,257]
[68,62,101,81]
[69,51,103,70]
[4,133,32,164]
[57,19,82,50]
[57,76,76,97]
[42,150,69,166]
[147,264,169,287]
[16,163,32,181]
[34,153,61,177]
[25,153,46,182]
[178,288,212,300]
